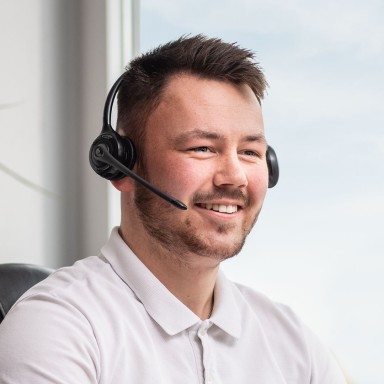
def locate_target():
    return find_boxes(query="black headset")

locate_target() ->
[89,73,279,210]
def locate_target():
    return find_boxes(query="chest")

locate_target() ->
[95,317,308,384]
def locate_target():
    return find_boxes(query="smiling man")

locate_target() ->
[0,35,346,383]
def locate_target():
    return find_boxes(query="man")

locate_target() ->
[0,35,346,383]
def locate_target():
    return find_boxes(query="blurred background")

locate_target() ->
[1,1,383,382]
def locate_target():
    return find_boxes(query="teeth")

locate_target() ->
[199,203,238,213]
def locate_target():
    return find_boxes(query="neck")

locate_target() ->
[119,222,219,320]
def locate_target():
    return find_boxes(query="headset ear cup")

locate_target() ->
[266,146,279,188]
[89,129,136,180]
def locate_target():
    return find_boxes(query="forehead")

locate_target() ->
[146,74,264,141]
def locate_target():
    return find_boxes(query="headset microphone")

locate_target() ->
[92,142,187,210]
[89,73,279,211]
[89,74,188,210]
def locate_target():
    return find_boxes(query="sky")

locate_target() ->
[140,1,384,383]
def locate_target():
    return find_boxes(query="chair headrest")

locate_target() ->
[0,263,54,323]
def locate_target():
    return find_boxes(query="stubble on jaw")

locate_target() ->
[133,182,260,262]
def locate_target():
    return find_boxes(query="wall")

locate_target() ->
[0,0,138,267]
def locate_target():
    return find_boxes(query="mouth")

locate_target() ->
[196,203,239,214]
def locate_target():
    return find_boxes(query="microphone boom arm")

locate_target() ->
[94,144,187,210]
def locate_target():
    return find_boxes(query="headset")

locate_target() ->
[89,73,279,211]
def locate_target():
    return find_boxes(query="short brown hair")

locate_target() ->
[117,34,267,162]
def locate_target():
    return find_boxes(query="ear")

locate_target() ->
[110,177,135,192]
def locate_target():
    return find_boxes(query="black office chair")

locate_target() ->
[0,263,54,323]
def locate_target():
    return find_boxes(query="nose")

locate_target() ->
[213,153,248,189]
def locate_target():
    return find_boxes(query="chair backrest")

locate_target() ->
[0,263,54,323]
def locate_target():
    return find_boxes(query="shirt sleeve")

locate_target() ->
[0,293,100,383]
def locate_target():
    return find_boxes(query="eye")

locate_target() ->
[240,149,262,158]
[189,146,213,153]
[238,149,264,163]
[241,150,258,157]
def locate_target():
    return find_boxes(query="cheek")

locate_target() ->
[168,162,203,195]
[247,166,269,197]
[146,156,203,194]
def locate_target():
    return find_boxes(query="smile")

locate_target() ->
[198,203,238,214]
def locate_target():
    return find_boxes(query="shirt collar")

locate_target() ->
[101,227,242,338]
[210,271,242,339]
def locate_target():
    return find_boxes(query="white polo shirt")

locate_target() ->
[0,227,346,383]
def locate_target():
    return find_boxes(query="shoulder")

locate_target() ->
[1,254,133,347]
[233,281,303,329]
[1,255,119,335]
[0,257,110,382]
[17,255,125,305]
[0,255,137,382]
[232,282,346,383]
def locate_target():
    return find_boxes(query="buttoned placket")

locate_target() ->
[196,319,220,384]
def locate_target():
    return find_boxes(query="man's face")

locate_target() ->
[133,74,269,262]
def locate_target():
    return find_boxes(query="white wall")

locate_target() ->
[0,0,138,267]
[1,1,47,265]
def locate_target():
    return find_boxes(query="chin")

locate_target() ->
[186,231,248,261]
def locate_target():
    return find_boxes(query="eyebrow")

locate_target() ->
[242,134,267,144]
[173,129,266,145]
[173,130,222,144]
